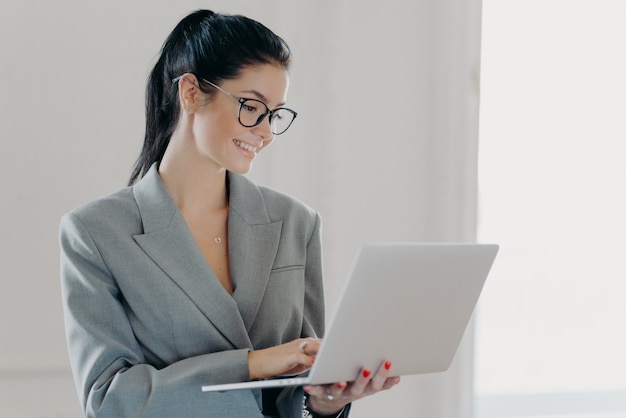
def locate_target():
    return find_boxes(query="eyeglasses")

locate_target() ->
[173,75,297,135]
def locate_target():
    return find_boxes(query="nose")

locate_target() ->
[251,114,274,140]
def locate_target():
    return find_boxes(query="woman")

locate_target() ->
[60,10,400,418]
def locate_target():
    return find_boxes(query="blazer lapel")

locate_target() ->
[131,165,252,349]
[228,173,283,332]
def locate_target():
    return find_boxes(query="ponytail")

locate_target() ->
[128,54,178,185]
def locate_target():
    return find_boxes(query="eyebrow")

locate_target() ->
[241,89,286,108]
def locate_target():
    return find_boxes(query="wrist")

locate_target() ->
[247,349,262,380]
[247,351,254,380]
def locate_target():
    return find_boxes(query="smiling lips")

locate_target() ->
[234,139,258,154]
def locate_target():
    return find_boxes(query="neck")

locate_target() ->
[158,139,229,214]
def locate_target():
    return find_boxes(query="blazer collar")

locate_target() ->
[131,165,282,349]
[227,173,283,332]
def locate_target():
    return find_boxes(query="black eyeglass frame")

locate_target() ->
[172,75,298,135]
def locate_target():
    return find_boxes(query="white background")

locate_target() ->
[476,0,626,404]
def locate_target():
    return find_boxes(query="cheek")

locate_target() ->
[192,113,236,144]
[191,125,216,153]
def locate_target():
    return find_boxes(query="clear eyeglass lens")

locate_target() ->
[269,108,294,135]
[238,99,268,127]
[239,99,294,135]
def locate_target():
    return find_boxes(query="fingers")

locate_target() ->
[280,338,320,367]
[327,382,347,400]
[369,360,393,390]
[383,376,401,390]
[288,338,318,371]
[281,339,318,376]
[306,360,398,401]
[297,337,320,357]
[303,382,348,416]
[248,338,321,380]
[302,382,347,402]
[349,360,390,393]
[348,367,373,394]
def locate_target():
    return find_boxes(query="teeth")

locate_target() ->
[234,139,257,153]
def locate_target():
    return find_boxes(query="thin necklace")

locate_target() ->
[188,225,225,244]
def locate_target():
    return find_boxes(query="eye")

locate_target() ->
[242,103,258,113]
[270,109,285,121]
[240,99,268,116]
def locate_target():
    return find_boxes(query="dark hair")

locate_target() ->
[128,9,292,185]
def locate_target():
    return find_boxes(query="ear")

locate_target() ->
[176,73,200,114]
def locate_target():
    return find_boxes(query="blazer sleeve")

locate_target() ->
[60,212,264,418]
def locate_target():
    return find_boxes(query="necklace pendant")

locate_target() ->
[214,237,222,244]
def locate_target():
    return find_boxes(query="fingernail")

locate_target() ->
[384,361,392,370]
[362,369,371,378]
[337,382,346,389]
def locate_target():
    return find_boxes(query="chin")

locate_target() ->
[228,163,254,175]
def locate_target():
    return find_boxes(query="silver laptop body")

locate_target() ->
[201,242,498,392]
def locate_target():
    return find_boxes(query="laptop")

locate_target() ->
[201,242,499,392]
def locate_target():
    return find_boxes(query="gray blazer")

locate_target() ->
[60,165,326,418]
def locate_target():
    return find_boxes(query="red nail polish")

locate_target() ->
[362,369,371,378]
[337,382,346,389]
[384,361,392,370]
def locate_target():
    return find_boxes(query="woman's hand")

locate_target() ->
[248,338,320,380]
[303,360,401,416]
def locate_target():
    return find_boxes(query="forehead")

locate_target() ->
[223,64,289,107]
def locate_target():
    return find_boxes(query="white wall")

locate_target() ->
[476,1,626,416]
[0,1,482,417]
